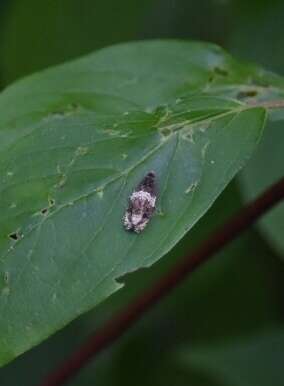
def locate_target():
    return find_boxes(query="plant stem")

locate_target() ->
[250,99,284,109]
[40,176,284,386]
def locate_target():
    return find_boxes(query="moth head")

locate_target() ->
[147,171,155,178]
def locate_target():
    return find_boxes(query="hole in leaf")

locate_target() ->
[40,197,56,215]
[41,208,48,215]
[213,67,229,76]
[160,127,172,137]
[237,90,258,99]
[8,231,21,241]
[48,198,55,206]
[4,272,9,284]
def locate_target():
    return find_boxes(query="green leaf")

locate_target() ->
[179,328,284,386]
[0,40,281,365]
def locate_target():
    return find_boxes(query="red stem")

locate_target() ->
[41,177,284,386]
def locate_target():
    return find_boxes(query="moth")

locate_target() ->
[123,171,157,233]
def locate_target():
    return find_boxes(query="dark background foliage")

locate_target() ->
[0,1,283,385]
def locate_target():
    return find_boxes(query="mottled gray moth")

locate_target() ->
[123,171,157,233]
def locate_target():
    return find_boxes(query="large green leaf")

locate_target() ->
[0,40,282,365]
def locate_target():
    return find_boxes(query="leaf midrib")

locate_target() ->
[0,104,254,264]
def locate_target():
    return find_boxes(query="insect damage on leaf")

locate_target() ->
[123,171,157,233]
